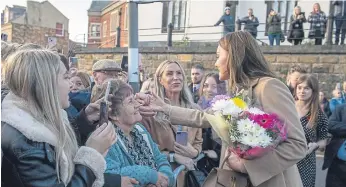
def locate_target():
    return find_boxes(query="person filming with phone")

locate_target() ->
[287,6,307,45]
[1,49,116,187]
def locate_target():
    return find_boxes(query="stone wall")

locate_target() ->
[11,23,69,55]
[74,45,346,97]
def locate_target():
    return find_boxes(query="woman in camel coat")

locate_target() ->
[143,31,307,187]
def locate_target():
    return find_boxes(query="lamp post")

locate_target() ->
[128,0,164,93]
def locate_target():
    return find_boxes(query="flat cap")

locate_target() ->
[92,59,122,72]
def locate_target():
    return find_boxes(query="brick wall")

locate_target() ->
[74,45,346,97]
[11,23,69,55]
[100,3,128,48]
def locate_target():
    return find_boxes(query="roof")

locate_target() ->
[88,1,113,12]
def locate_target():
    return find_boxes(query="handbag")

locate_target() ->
[184,169,207,187]
[202,155,252,187]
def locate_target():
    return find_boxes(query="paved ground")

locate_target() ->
[316,155,327,187]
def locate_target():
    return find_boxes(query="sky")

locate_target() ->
[1,0,92,42]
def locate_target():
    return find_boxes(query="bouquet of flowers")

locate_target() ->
[205,95,287,159]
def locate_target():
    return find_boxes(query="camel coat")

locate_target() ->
[141,108,203,187]
[159,77,307,187]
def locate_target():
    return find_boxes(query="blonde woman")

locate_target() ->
[1,42,43,102]
[288,6,306,45]
[138,31,307,187]
[1,49,116,187]
[141,60,203,186]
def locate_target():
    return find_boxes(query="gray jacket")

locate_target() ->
[267,14,282,34]
[236,16,259,36]
[215,14,235,32]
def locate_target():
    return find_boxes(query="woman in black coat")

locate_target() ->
[288,6,307,45]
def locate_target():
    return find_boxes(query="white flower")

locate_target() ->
[212,99,232,112]
[236,119,272,147]
[246,107,266,115]
[222,101,242,117]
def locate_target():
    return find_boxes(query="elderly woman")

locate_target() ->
[141,60,203,186]
[93,79,174,187]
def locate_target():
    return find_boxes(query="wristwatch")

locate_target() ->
[169,152,175,163]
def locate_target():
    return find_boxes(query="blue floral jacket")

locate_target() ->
[105,124,174,187]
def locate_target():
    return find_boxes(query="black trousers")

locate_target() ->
[325,158,346,187]
[335,20,346,45]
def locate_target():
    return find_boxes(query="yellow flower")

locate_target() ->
[231,98,247,109]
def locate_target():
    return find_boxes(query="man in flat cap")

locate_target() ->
[92,59,122,87]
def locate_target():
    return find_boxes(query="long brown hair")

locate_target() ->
[312,3,321,13]
[218,31,276,93]
[295,74,320,128]
[198,72,225,97]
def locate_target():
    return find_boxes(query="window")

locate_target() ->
[103,21,107,38]
[90,23,101,38]
[110,10,119,36]
[161,1,187,32]
[56,23,64,37]
[124,5,128,29]
[265,0,297,35]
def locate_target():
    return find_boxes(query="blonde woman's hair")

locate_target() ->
[1,42,43,84]
[5,49,78,182]
[140,78,155,93]
[153,60,195,108]
[218,31,276,93]
[1,41,21,62]
[152,60,198,125]
[293,6,301,18]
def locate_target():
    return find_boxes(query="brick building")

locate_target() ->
[87,0,128,48]
[1,1,69,54]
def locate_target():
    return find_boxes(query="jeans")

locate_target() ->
[335,19,346,45]
[268,34,281,46]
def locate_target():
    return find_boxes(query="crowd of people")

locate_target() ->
[216,2,346,46]
[1,31,345,187]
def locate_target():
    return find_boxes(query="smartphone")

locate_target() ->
[99,81,111,126]
[176,131,188,146]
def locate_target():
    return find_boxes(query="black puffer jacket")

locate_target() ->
[1,93,122,187]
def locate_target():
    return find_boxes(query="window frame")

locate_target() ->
[89,23,101,39]
[56,22,64,37]
[110,10,119,36]
[124,5,128,30]
[103,21,108,38]
[161,1,187,33]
